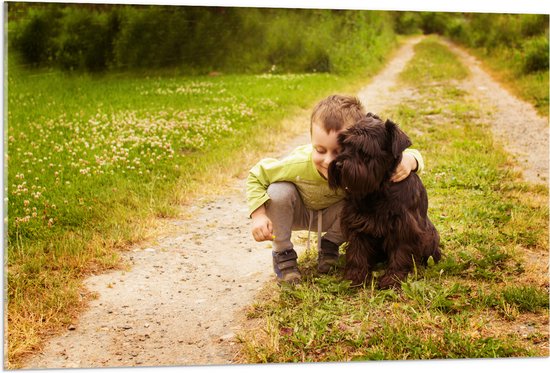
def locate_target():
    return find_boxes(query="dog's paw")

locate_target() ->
[378,272,405,289]
[343,269,368,287]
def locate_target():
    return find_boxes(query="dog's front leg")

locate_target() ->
[378,245,414,289]
[344,233,377,286]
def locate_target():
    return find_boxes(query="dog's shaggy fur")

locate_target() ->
[328,113,441,289]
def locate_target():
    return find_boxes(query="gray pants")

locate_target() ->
[265,182,345,253]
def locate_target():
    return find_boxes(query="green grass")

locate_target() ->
[238,37,549,363]
[5,35,396,367]
[7,67,342,238]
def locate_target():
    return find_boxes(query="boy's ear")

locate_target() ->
[385,119,412,158]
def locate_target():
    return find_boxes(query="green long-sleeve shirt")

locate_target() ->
[246,144,424,217]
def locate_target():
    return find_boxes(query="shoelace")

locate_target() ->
[306,210,323,255]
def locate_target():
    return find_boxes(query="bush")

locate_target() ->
[392,11,423,35]
[55,8,115,71]
[446,17,467,42]
[523,35,549,73]
[487,15,522,49]
[8,4,396,74]
[11,6,62,66]
[305,49,332,73]
[520,14,549,37]
[420,12,451,35]
[113,6,176,69]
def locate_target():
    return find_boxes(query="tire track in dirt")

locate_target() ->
[443,39,548,185]
[357,36,423,113]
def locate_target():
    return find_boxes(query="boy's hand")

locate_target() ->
[251,206,274,242]
[391,153,418,182]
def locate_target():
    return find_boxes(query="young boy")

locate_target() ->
[246,95,423,284]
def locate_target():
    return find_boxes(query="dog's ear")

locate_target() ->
[385,119,412,159]
[328,160,342,190]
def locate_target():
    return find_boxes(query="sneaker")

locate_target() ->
[317,238,340,274]
[272,249,301,284]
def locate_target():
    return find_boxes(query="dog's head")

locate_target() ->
[328,114,412,196]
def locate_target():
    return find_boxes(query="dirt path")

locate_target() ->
[442,40,549,185]
[22,36,548,369]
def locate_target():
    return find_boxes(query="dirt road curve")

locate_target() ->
[22,36,548,369]
[443,40,548,185]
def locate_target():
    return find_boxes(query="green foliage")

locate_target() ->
[520,14,549,37]
[113,6,182,69]
[8,4,548,116]
[10,5,63,66]
[8,4,396,74]
[523,35,549,73]
[418,12,453,35]
[391,11,423,35]
[55,8,117,71]
[502,285,549,312]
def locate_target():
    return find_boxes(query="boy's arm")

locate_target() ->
[246,157,288,217]
[250,204,274,242]
[404,148,424,173]
[391,149,424,182]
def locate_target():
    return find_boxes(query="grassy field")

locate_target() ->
[237,37,549,362]
[5,39,395,365]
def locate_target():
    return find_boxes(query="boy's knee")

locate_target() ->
[267,182,299,205]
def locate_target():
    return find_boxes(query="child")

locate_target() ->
[246,95,423,284]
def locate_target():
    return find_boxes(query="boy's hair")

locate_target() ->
[310,95,366,134]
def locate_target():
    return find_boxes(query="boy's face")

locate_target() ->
[311,122,341,179]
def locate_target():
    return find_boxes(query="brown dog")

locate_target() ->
[328,113,441,289]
